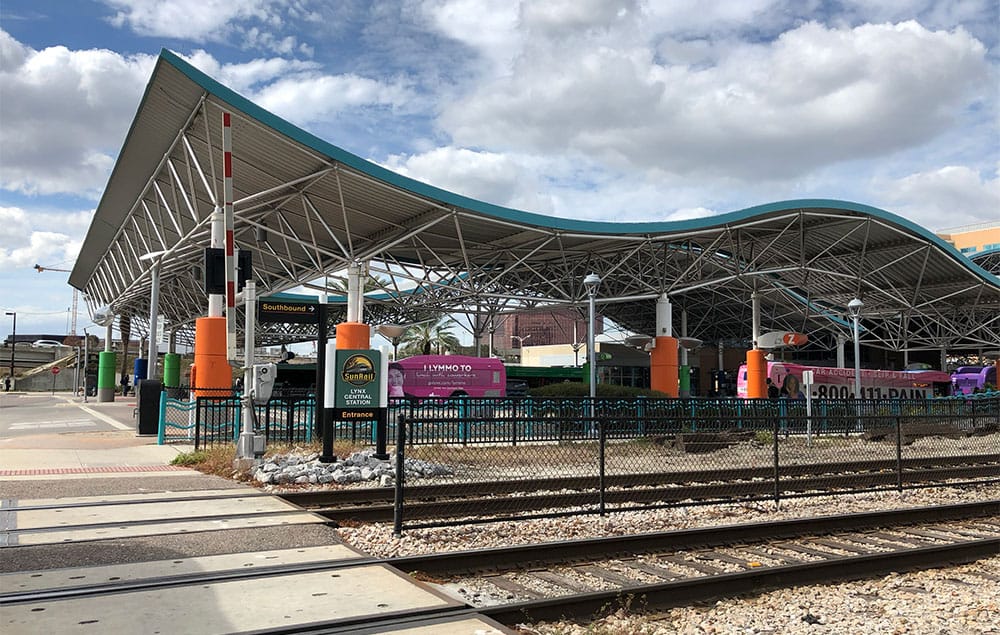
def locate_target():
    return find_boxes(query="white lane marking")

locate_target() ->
[10,421,96,430]
[75,404,133,430]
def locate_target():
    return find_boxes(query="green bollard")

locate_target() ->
[97,351,117,402]
[163,353,181,388]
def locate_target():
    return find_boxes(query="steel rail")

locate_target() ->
[0,509,321,547]
[280,453,1000,508]
[3,501,994,607]
[304,465,1000,523]
[386,499,1000,576]
[1,490,272,513]
[478,538,1000,627]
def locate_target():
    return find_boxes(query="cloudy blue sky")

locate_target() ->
[1,0,997,341]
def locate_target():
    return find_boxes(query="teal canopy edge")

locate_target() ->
[157,49,1000,288]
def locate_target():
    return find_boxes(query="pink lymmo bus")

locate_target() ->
[737,361,952,399]
[951,366,997,395]
[391,355,506,399]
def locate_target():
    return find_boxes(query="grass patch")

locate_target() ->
[171,445,239,478]
[171,450,208,466]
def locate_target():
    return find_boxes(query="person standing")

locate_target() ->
[120,373,130,397]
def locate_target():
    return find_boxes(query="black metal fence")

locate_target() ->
[389,395,1000,532]
[387,394,998,444]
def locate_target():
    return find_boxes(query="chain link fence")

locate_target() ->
[391,395,1000,531]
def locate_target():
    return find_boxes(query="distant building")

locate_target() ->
[936,222,1000,256]
[498,309,602,349]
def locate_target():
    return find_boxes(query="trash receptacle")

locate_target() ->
[137,379,162,436]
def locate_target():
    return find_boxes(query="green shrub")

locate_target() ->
[171,450,209,465]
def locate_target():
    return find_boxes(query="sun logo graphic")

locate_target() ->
[341,354,376,386]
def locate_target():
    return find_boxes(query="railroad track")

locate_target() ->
[356,500,1000,630]
[8,501,997,633]
[280,454,1000,523]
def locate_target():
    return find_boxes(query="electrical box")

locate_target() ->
[251,363,277,404]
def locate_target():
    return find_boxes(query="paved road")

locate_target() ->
[0,392,134,439]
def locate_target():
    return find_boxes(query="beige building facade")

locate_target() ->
[936,222,1000,256]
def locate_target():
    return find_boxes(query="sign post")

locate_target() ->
[802,370,815,446]
[257,300,319,325]
[51,366,60,395]
[258,296,330,460]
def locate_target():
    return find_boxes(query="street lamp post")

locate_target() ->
[511,334,531,360]
[5,312,15,386]
[376,324,407,360]
[583,273,601,406]
[848,298,864,400]
[82,327,89,403]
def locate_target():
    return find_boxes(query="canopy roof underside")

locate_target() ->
[71,50,1000,355]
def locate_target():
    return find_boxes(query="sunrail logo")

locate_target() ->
[341,354,376,386]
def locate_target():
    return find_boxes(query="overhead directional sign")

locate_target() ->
[258,300,319,324]
[757,331,809,349]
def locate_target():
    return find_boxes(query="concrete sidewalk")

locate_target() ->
[0,392,196,479]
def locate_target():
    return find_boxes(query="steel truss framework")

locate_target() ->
[70,50,1000,357]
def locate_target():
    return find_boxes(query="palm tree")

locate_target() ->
[399,317,461,356]
[119,314,131,381]
[327,273,389,295]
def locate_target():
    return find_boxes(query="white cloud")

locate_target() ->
[439,20,989,181]
[0,230,79,271]
[0,38,418,199]
[104,0,270,38]
[419,0,522,72]
[381,145,739,223]
[0,207,32,249]
[382,147,557,214]
[0,33,154,197]
[0,206,90,271]
[178,50,320,93]
[253,73,416,124]
[878,166,1000,230]
[102,0,307,55]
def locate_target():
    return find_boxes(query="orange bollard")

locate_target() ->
[335,322,371,349]
[193,316,232,397]
[650,335,678,397]
[746,348,767,398]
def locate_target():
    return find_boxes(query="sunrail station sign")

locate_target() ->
[332,349,382,420]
